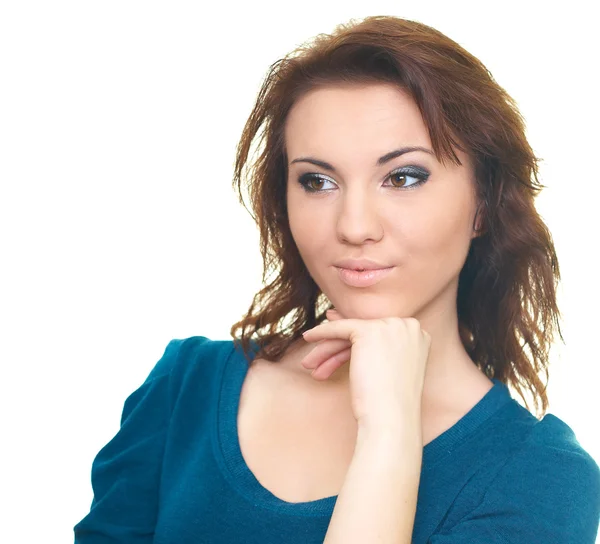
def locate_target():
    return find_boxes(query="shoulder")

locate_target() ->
[524,413,599,490]
[146,335,246,382]
[426,412,600,543]
[490,411,599,487]
[121,335,252,421]
[482,412,600,538]
[518,413,599,474]
[143,335,258,402]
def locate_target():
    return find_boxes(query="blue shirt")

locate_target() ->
[74,336,600,543]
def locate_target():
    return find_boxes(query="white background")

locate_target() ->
[1,1,598,542]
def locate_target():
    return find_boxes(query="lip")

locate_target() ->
[336,266,395,287]
[333,258,392,271]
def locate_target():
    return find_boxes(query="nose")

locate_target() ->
[335,186,384,245]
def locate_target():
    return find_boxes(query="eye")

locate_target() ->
[297,174,337,193]
[297,166,430,194]
[384,167,430,190]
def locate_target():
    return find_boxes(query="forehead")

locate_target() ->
[284,83,432,155]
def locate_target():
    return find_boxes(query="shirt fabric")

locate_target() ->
[73,335,600,543]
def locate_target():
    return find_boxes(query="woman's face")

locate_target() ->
[285,83,481,321]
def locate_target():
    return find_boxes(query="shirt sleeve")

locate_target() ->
[73,339,183,544]
[427,432,600,544]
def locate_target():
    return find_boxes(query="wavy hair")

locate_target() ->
[229,15,562,418]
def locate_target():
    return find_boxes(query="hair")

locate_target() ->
[228,15,563,418]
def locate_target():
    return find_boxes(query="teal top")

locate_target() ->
[74,336,600,543]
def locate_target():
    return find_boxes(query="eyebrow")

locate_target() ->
[289,146,435,174]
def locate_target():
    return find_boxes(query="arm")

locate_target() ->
[73,340,183,543]
[323,420,423,544]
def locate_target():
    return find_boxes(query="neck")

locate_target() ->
[287,307,485,409]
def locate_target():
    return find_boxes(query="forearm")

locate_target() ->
[323,422,423,544]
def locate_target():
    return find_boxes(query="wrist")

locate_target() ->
[356,417,423,450]
[357,407,422,435]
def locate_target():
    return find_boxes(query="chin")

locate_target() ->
[327,295,414,321]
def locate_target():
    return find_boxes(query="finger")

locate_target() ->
[326,308,346,320]
[311,348,352,380]
[300,338,351,369]
[303,318,361,343]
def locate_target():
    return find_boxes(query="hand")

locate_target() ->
[301,308,432,430]
[302,309,352,381]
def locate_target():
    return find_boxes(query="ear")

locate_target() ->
[472,201,486,238]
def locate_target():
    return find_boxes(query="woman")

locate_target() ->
[74,15,600,543]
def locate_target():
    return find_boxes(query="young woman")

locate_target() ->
[74,15,600,543]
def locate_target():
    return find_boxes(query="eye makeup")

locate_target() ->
[296,165,430,194]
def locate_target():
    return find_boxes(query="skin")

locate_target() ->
[283,82,493,419]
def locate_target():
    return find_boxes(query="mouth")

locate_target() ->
[335,266,395,287]
[336,265,392,272]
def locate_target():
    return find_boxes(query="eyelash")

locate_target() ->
[296,166,430,194]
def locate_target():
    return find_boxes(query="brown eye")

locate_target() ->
[307,178,325,191]
[385,167,430,191]
[297,174,335,193]
[389,173,409,188]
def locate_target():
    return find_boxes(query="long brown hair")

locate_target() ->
[229,15,562,418]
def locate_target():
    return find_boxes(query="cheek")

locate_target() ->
[286,199,338,292]
[287,197,329,257]
[405,203,473,275]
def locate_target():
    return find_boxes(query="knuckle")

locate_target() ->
[404,318,423,334]
[405,317,421,328]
